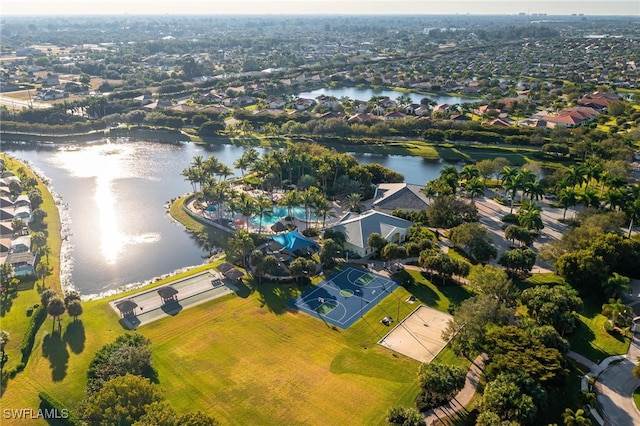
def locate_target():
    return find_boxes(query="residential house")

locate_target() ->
[325,210,414,258]
[384,111,406,121]
[10,235,31,253]
[265,96,286,109]
[4,251,37,276]
[294,97,315,111]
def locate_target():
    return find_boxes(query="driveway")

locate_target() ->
[596,356,640,426]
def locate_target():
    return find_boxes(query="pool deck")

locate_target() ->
[110,270,238,329]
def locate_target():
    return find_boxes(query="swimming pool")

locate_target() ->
[249,206,318,226]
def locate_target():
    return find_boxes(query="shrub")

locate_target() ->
[39,391,78,425]
[20,305,46,362]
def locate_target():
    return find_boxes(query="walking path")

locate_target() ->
[423,354,487,426]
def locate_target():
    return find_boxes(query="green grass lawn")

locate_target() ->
[634,386,640,410]
[2,266,428,425]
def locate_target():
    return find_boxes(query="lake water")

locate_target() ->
[296,87,482,105]
[4,141,448,296]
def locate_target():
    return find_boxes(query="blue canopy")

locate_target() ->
[269,230,319,252]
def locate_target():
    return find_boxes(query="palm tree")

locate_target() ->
[255,195,273,235]
[604,188,626,211]
[234,148,260,179]
[557,188,577,220]
[518,201,543,231]
[504,173,524,213]
[278,190,300,218]
[314,197,332,229]
[602,273,631,299]
[235,192,257,231]
[47,296,66,333]
[563,165,586,190]
[345,193,362,213]
[601,298,633,328]
[300,187,320,230]
[523,180,545,202]
[579,189,601,210]
[465,178,485,202]
[459,164,479,182]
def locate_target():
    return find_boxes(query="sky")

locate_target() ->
[1,0,639,16]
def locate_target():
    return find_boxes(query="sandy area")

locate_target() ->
[378,305,452,363]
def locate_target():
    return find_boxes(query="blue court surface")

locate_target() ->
[289,267,399,329]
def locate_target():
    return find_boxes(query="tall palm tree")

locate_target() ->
[254,195,273,235]
[234,148,260,178]
[557,188,577,220]
[624,197,640,238]
[518,201,543,231]
[278,190,300,218]
[504,173,524,213]
[522,180,545,200]
[459,164,479,182]
[465,178,486,202]
[314,197,331,229]
[235,192,257,231]
[563,165,586,190]
[604,188,626,211]
[579,188,601,210]
[300,187,320,230]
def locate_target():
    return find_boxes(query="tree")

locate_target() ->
[367,233,387,258]
[426,195,478,229]
[517,201,543,231]
[227,230,254,268]
[449,222,497,264]
[557,188,577,220]
[498,248,537,275]
[477,159,498,183]
[468,265,518,307]
[67,299,83,322]
[601,298,633,328]
[40,288,57,307]
[345,192,362,212]
[555,249,608,295]
[504,225,533,247]
[81,374,163,426]
[602,272,631,299]
[0,330,9,366]
[562,408,592,426]
[520,285,583,335]
[320,238,341,269]
[254,195,273,235]
[47,296,66,332]
[415,362,466,411]
[386,406,424,426]
[442,294,512,357]
[465,177,486,201]
[31,207,47,225]
[381,243,406,264]
[289,257,316,284]
[480,374,537,425]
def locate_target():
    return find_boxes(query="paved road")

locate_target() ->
[0,93,52,109]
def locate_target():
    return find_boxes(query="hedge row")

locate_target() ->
[20,305,47,362]
[38,391,79,426]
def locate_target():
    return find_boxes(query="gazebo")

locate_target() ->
[157,286,179,304]
[115,299,138,318]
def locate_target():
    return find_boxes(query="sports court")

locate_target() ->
[289,266,398,329]
[378,305,452,363]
